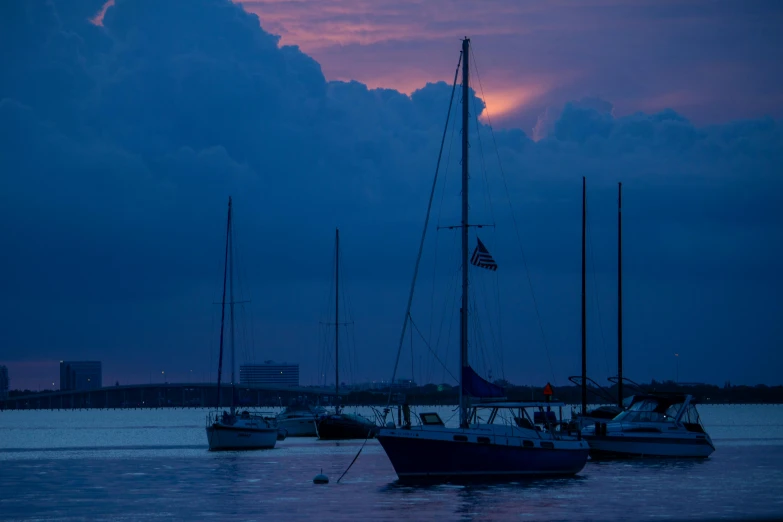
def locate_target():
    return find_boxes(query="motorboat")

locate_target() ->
[581,393,715,458]
[276,404,326,437]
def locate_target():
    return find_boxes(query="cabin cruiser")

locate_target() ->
[581,393,715,458]
[276,404,327,437]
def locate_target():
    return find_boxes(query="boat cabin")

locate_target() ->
[612,394,707,433]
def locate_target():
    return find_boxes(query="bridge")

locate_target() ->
[0,383,349,410]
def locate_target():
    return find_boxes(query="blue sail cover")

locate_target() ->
[462,366,505,398]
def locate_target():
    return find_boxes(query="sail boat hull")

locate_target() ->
[317,413,377,440]
[206,418,278,450]
[377,427,589,481]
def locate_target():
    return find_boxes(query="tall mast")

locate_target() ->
[581,177,587,414]
[216,197,232,410]
[229,199,236,415]
[459,37,470,428]
[617,182,623,407]
[335,228,340,414]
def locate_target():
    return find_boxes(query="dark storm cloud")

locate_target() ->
[0,0,780,389]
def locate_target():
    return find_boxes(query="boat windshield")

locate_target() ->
[679,404,707,433]
[612,398,680,423]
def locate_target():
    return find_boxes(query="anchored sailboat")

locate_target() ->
[376,38,589,481]
[205,197,278,450]
[316,228,377,440]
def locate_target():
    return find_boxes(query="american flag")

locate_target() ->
[470,237,498,271]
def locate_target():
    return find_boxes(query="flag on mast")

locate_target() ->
[470,237,498,271]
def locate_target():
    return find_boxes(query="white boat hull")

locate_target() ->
[277,417,318,437]
[206,419,278,450]
[584,433,714,458]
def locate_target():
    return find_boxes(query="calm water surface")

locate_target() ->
[1,405,782,521]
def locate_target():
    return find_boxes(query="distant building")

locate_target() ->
[240,361,299,387]
[0,365,8,400]
[59,361,102,391]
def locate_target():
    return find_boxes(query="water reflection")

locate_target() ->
[588,457,710,472]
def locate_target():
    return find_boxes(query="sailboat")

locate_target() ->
[568,179,623,430]
[316,228,378,440]
[375,38,589,481]
[205,197,279,450]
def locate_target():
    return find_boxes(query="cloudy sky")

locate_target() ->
[1,0,781,391]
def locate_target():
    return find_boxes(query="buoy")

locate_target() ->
[313,469,329,484]
[385,421,395,428]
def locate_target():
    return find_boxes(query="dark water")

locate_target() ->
[2,406,782,521]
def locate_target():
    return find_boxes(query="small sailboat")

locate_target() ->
[376,38,589,481]
[205,197,278,450]
[316,228,378,441]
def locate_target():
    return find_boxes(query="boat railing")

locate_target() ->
[607,376,648,395]
[568,375,617,406]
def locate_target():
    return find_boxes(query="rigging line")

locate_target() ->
[494,269,505,380]
[470,44,558,386]
[410,314,459,384]
[232,209,254,369]
[475,269,502,376]
[587,217,612,378]
[441,262,462,384]
[431,247,461,384]
[230,222,250,377]
[249,301,257,366]
[470,295,491,378]
[429,235,458,369]
[238,304,247,367]
[385,50,463,411]
[431,88,460,345]
[318,323,331,387]
[338,249,358,383]
[410,317,415,385]
[470,69,497,229]
[425,231,455,384]
[469,67,506,378]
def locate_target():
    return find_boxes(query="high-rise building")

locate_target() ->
[240,361,299,387]
[59,361,102,391]
[0,365,8,400]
